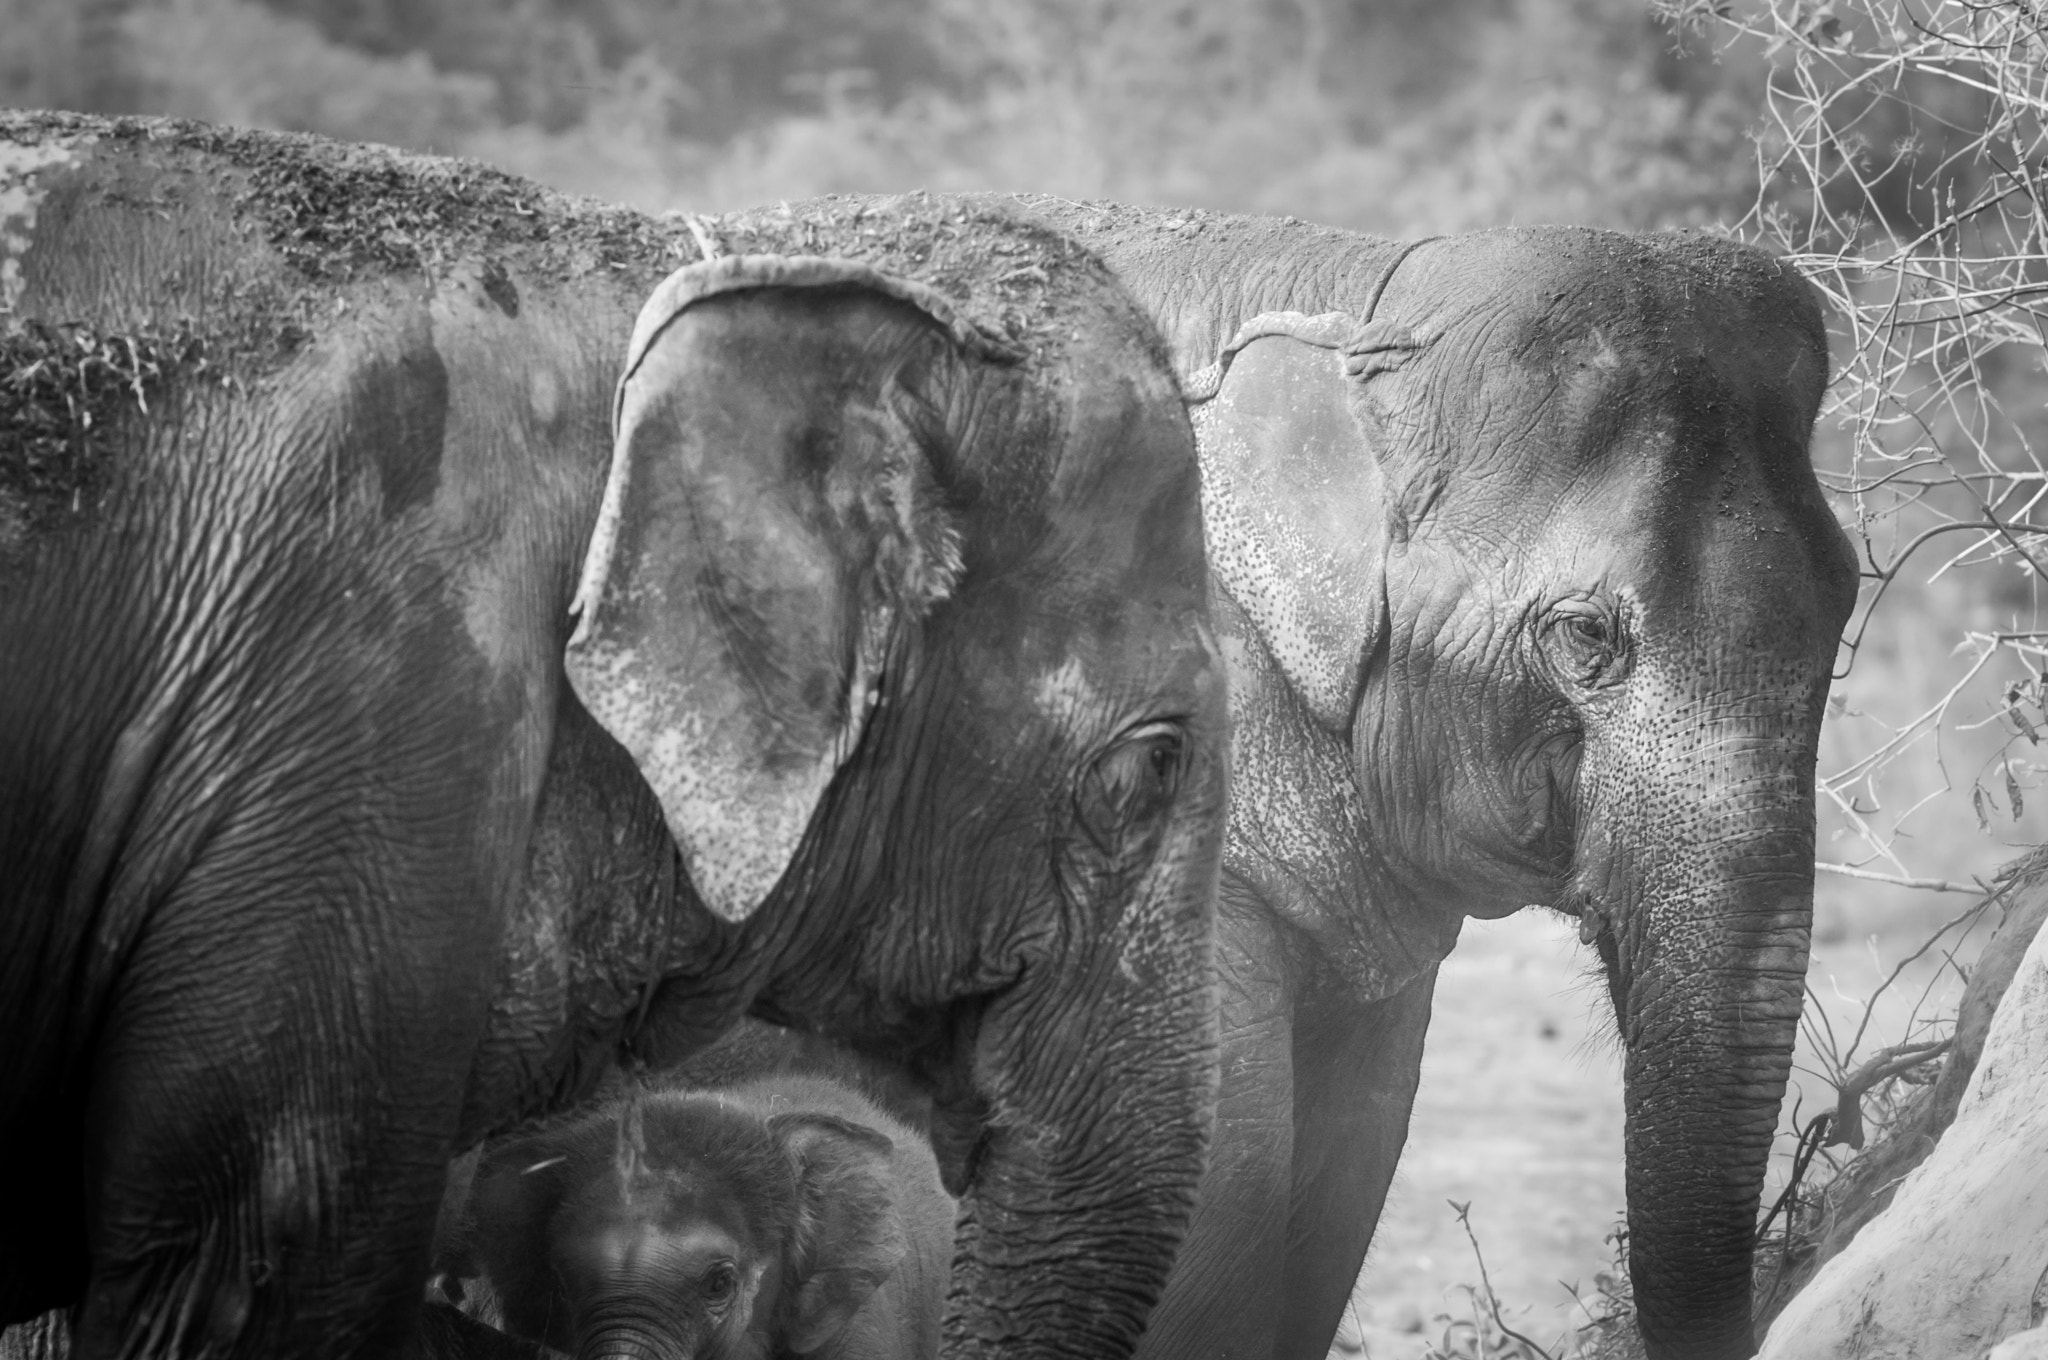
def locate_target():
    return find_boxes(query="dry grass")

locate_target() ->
[1393,1205,1636,1360]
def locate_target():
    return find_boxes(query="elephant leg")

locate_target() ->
[73,952,482,1356]
[67,801,503,1358]
[1274,967,1438,1360]
[72,973,473,1356]
[1136,893,1296,1360]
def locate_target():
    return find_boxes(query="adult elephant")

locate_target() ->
[0,113,1227,1360]
[1018,201,1859,1360]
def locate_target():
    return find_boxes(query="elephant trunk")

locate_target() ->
[576,1297,701,1360]
[939,871,1219,1358]
[1591,711,1822,1360]
[578,1322,692,1360]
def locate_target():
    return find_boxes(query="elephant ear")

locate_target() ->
[1186,310,1426,732]
[769,1111,907,1355]
[454,1138,586,1347]
[567,256,998,922]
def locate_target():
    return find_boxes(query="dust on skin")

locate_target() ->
[0,111,1146,390]
[5,111,1176,923]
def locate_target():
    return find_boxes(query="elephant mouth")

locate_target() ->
[1565,887,1621,961]
[1527,764,1578,870]
[1491,724,1581,879]
[927,1087,993,1198]
[1477,756,1579,902]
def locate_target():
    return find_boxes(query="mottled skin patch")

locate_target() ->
[1031,657,1102,728]
[0,137,88,316]
[1191,335,1387,732]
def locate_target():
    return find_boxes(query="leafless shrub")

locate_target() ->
[1420,1201,1569,1360]
[1659,0,2048,899]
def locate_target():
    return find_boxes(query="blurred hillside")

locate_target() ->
[3,0,2041,927]
[0,0,1762,230]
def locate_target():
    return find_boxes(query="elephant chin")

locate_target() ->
[936,940,1216,1357]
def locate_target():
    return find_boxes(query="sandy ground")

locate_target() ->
[1337,904,1986,1359]
[1345,912,1626,1357]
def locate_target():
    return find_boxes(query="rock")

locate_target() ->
[1384,1300,1425,1334]
[1756,918,2048,1359]
[1992,1325,2048,1360]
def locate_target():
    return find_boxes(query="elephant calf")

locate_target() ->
[436,1073,954,1360]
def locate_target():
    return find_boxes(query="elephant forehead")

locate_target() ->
[0,135,91,315]
[1427,307,1819,527]
[1414,231,1817,401]
[581,1217,753,1282]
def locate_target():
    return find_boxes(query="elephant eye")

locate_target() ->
[702,1261,739,1304]
[1546,599,1630,687]
[1563,613,1610,648]
[1076,721,1187,854]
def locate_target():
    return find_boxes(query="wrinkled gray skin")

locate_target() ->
[0,116,1226,1360]
[435,1072,953,1360]
[1020,201,1859,1360]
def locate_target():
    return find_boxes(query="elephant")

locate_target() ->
[0,112,1228,1360]
[434,1070,954,1360]
[1010,200,1860,1360]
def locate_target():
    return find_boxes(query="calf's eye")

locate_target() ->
[703,1262,739,1303]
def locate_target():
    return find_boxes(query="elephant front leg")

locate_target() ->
[1136,898,1296,1360]
[67,847,501,1358]
[1274,968,1438,1360]
[74,1050,459,1357]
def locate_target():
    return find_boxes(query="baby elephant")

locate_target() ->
[435,1074,954,1360]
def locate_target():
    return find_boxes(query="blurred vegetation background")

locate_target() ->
[4,0,2044,935]
[10,4,2048,1350]
[0,0,1763,229]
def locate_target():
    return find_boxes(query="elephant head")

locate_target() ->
[0,120,1214,1359]
[563,216,1228,1358]
[1032,206,1857,1359]
[446,1083,924,1360]
[1323,233,1856,1355]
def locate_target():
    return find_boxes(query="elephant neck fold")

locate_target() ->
[1215,595,1460,1004]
